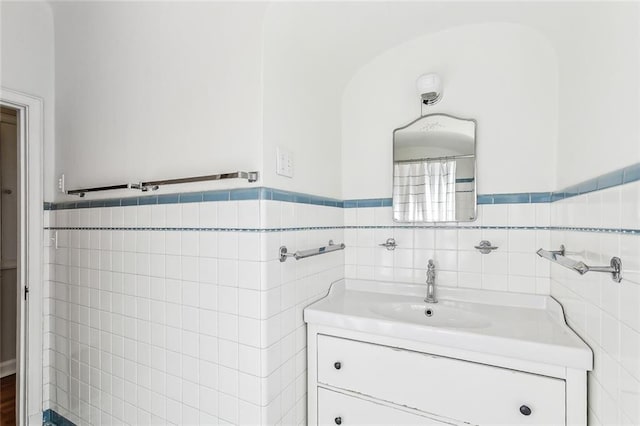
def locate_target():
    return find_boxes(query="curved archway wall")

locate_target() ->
[341,22,558,198]
[262,2,639,199]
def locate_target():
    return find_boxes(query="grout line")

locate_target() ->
[43,225,640,235]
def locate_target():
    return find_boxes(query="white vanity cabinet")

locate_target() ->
[304,280,593,426]
[311,333,565,425]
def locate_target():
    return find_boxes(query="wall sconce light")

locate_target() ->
[416,73,443,106]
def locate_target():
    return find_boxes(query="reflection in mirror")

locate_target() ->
[393,114,477,222]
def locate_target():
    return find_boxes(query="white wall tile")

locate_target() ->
[508,204,536,226]
[182,203,199,228]
[482,205,508,226]
[150,205,166,228]
[356,207,375,226]
[508,275,536,294]
[237,200,260,228]
[508,230,536,253]
[620,181,640,230]
[458,251,481,273]
[238,233,261,261]
[181,232,199,257]
[57,194,636,425]
[165,205,182,228]
[550,187,639,425]
[217,202,238,228]
[481,273,508,291]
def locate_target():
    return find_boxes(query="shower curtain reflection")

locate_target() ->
[393,159,457,222]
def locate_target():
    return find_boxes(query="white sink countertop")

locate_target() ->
[304,279,593,370]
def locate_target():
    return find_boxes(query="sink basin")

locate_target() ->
[304,278,594,370]
[369,301,492,329]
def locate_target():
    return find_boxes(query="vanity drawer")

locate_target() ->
[318,387,448,426]
[317,334,566,425]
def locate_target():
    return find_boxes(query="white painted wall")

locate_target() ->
[51,2,639,201]
[261,4,345,199]
[260,2,495,200]
[265,2,640,199]
[553,2,640,188]
[52,2,267,201]
[342,23,558,199]
[0,1,55,200]
[261,29,344,199]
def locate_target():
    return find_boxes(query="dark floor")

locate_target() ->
[0,375,15,426]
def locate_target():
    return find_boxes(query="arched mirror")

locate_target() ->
[392,114,477,222]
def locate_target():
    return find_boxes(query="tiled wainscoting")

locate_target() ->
[549,180,640,426]
[41,162,640,426]
[43,200,343,425]
[344,203,552,295]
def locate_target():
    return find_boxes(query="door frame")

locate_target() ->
[0,87,44,426]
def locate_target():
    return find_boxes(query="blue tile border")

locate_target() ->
[530,192,553,203]
[551,162,640,202]
[179,192,203,203]
[230,188,260,201]
[597,170,623,190]
[624,162,640,183]
[43,162,640,211]
[477,192,556,205]
[262,188,343,207]
[345,198,390,208]
[43,409,76,426]
[45,187,344,211]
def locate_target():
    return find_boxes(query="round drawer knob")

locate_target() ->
[334,417,342,425]
[334,362,341,370]
[519,405,532,416]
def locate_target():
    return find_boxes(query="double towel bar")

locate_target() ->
[537,245,622,283]
[279,240,346,262]
[67,171,259,197]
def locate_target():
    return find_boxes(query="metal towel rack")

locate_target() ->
[67,171,259,197]
[536,245,622,283]
[279,240,345,262]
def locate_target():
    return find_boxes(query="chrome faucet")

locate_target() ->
[425,259,438,303]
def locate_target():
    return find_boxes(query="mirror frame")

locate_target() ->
[392,113,478,223]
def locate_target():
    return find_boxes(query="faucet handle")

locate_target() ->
[427,259,435,269]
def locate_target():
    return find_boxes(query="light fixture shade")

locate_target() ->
[416,73,442,105]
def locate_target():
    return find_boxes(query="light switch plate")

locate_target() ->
[57,174,65,193]
[276,147,294,178]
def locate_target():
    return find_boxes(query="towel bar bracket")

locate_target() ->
[597,257,622,283]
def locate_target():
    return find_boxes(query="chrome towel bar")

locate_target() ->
[537,245,622,283]
[67,171,259,197]
[279,240,345,262]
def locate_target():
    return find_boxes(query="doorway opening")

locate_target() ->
[0,106,19,426]
[0,88,44,425]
